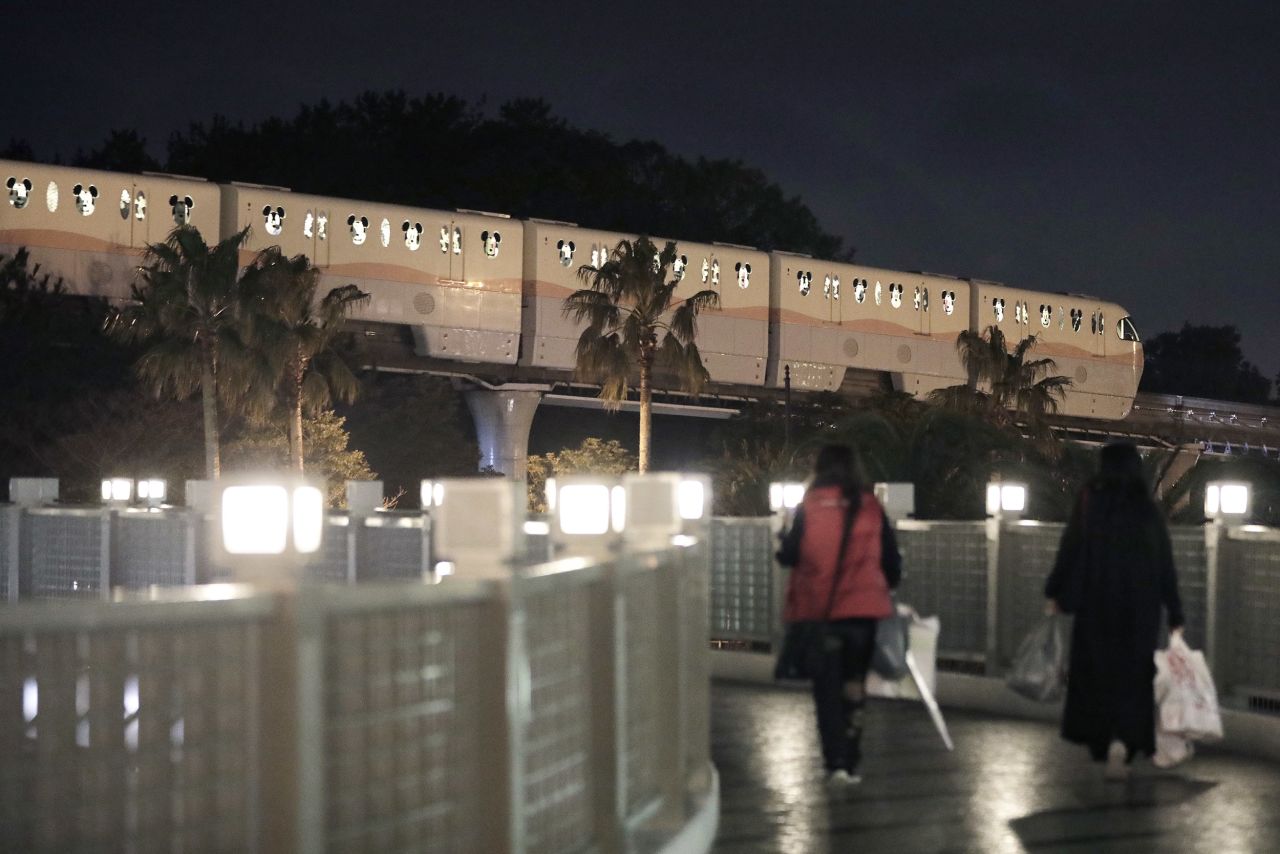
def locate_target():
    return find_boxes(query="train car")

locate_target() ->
[968,281,1142,419]
[520,223,770,386]
[220,184,522,364]
[0,159,220,301]
[767,253,971,394]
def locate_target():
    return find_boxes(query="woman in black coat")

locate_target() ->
[1044,442,1184,779]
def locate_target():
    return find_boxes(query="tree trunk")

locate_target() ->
[201,351,220,480]
[290,355,305,473]
[638,354,651,473]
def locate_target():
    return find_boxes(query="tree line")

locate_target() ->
[4,93,850,261]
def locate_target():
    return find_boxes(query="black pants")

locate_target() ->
[811,617,878,772]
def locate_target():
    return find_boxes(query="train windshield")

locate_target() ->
[1117,316,1140,342]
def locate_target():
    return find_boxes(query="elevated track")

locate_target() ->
[354,318,1280,453]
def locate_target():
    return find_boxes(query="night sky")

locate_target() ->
[11,2,1280,381]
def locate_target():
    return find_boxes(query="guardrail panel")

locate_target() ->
[357,522,428,582]
[0,597,267,852]
[1169,525,1208,650]
[709,518,774,643]
[112,511,195,589]
[521,576,594,854]
[996,522,1066,667]
[319,594,488,852]
[895,522,988,657]
[1221,534,1280,696]
[27,511,108,599]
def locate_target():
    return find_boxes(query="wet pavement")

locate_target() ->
[711,681,1280,853]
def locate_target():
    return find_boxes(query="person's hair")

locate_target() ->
[1094,442,1150,496]
[810,444,864,501]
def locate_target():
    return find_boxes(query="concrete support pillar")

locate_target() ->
[464,385,548,480]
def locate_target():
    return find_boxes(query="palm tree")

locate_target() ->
[931,325,1072,435]
[564,237,720,472]
[241,250,369,472]
[108,225,254,479]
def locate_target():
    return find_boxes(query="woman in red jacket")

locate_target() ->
[778,445,901,783]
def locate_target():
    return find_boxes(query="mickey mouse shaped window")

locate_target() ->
[348,215,369,245]
[6,176,32,209]
[170,195,194,226]
[557,239,576,267]
[263,205,286,236]
[481,230,501,258]
[798,271,812,296]
[403,221,423,251]
[72,183,98,216]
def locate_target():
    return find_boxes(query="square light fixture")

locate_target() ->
[769,482,806,512]
[101,478,133,503]
[987,482,1027,516]
[219,478,325,556]
[1205,481,1249,518]
[420,479,445,509]
[137,478,166,506]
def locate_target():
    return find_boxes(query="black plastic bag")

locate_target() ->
[871,609,911,680]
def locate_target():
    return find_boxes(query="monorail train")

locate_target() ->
[1,159,1143,419]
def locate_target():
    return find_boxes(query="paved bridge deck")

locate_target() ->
[711,681,1280,853]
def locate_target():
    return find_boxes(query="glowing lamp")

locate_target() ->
[419,479,445,509]
[551,476,626,556]
[219,480,324,556]
[558,483,612,535]
[1205,482,1249,519]
[987,481,1027,516]
[769,482,806,512]
[137,479,166,507]
[679,476,708,521]
[101,478,133,503]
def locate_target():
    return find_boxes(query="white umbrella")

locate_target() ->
[906,648,953,751]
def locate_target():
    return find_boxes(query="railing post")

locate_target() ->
[587,561,624,854]
[984,516,1002,675]
[257,592,301,854]
[504,578,529,854]
[477,580,516,854]
[1203,520,1224,693]
[98,508,112,599]
[653,548,688,829]
[769,514,786,653]
[1,505,19,601]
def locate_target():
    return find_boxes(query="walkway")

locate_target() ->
[711,681,1280,853]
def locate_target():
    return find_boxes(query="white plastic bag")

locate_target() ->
[1154,634,1223,743]
[1153,727,1194,768]
[1006,615,1069,703]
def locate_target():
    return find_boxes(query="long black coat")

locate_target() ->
[1044,479,1184,759]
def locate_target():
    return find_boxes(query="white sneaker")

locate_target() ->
[1104,740,1129,780]
[827,769,862,786]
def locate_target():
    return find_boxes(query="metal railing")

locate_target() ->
[0,541,713,854]
[0,507,431,600]
[708,516,1280,709]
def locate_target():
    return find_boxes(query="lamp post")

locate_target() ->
[217,476,326,587]
[1202,480,1250,684]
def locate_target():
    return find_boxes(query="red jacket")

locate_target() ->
[783,487,894,622]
